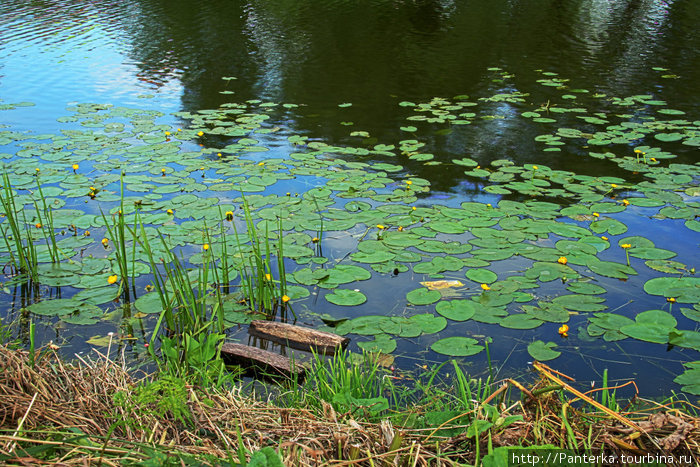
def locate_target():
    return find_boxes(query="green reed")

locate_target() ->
[31,175,61,263]
[135,212,227,384]
[231,196,294,319]
[0,173,39,281]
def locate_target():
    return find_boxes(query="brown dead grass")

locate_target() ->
[0,345,698,466]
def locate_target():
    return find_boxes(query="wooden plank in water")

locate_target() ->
[220,343,306,380]
[248,320,349,355]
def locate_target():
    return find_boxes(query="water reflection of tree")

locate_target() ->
[118,0,697,191]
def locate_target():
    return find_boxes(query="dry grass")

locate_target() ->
[0,345,698,466]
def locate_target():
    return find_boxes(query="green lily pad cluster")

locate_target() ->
[0,69,698,395]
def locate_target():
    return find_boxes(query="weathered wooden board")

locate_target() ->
[220,343,306,380]
[248,320,349,355]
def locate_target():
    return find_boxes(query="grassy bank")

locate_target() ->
[0,345,698,466]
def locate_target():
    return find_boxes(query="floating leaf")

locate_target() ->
[357,334,396,353]
[406,287,441,305]
[552,294,607,312]
[669,330,700,351]
[27,299,91,316]
[587,260,637,279]
[465,269,498,284]
[500,314,544,329]
[644,277,700,302]
[326,289,367,306]
[435,300,476,321]
[645,260,688,274]
[430,337,484,357]
[527,341,561,361]
[620,309,677,344]
[134,293,164,314]
[674,364,700,395]
[566,282,606,295]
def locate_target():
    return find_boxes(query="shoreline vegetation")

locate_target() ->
[0,345,698,466]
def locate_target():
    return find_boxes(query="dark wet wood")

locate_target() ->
[248,320,349,355]
[220,343,306,380]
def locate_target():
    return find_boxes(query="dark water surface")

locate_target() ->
[0,0,699,396]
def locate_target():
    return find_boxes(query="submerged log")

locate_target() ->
[248,320,349,355]
[220,343,306,380]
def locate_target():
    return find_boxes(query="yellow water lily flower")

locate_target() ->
[312,237,319,243]
[398,226,404,232]
[203,244,210,250]
[558,324,569,336]
[108,275,118,285]
[84,230,90,236]
[601,236,608,241]
[406,180,412,185]
[592,212,600,217]
[165,131,171,136]
[282,295,290,303]
[622,199,630,206]
[35,222,42,228]
[197,131,204,136]
[610,183,618,188]
[634,149,642,154]
[225,211,234,221]
[167,209,173,215]
[412,206,416,211]
[532,165,538,170]
[72,164,79,171]
[480,283,491,291]
[621,243,632,249]
[217,153,222,157]
[377,224,385,230]
[666,297,676,303]
[35,168,40,172]
[258,162,265,166]
[101,238,109,247]
[265,273,271,281]
[557,256,568,265]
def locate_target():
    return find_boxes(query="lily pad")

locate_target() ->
[619,309,677,344]
[134,293,165,314]
[674,363,700,395]
[465,268,498,284]
[500,314,544,329]
[406,287,441,305]
[27,299,93,316]
[430,337,484,357]
[326,289,367,306]
[435,300,477,321]
[357,334,397,353]
[527,340,561,361]
[644,277,700,302]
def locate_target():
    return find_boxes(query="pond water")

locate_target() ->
[0,0,699,397]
